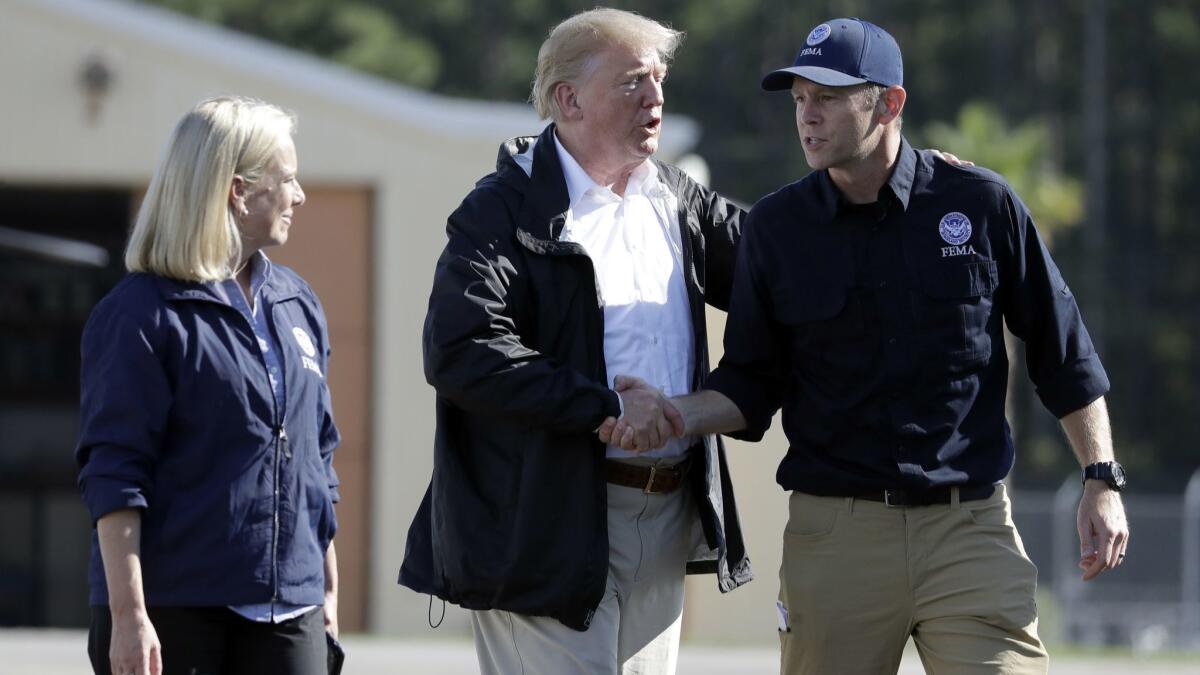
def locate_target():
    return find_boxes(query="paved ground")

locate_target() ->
[3,628,1197,674]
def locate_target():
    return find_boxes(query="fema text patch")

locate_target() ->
[292,327,324,377]
[939,211,977,257]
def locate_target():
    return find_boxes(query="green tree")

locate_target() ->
[917,102,1083,242]
[145,0,441,87]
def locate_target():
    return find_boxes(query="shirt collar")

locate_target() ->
[819,135,918,220]
[553,132,601,208]
[552,132,660,207]
[242,249,273,300]
[213,250,273,311]
[886,136,917,211]
[627,160,662,197]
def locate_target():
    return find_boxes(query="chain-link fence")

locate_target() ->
[1010,469,1200,651]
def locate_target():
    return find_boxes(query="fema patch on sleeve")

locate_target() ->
[807,24,832,46]
[938,212,972,245]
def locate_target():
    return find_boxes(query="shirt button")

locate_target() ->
[270,366,278,373]
[887,337,898,345]
[878,281,888,289]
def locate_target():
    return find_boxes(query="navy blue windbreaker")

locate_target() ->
[76,268,340,607]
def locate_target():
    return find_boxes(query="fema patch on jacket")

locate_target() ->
[293,327,323,377]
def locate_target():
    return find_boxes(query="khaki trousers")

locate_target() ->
[778,485,1048,675]
[472,457,695,675]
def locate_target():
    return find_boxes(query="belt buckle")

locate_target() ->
[643,465,659,494]
[883,489,901,507]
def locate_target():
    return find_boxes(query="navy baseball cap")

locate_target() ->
[762,18,903,91]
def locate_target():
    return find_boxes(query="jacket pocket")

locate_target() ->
[301,446,338,549]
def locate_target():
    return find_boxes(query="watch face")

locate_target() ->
[1111,463,1127,488]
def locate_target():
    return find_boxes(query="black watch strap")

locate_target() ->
[1082,461,1127,492]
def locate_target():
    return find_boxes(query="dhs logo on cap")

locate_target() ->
[807,24,831,46]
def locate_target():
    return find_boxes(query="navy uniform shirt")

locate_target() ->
[706,138,1109,496]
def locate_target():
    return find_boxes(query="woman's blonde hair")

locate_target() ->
[125,96,296,281]
[530,8,683,121]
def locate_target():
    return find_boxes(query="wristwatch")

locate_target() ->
[1081,461,1127,492]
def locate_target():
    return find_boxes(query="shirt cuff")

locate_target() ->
[705,366,777,442]
[1035,354,1111,418]
[592,389,624,433]
[79,476,148,524]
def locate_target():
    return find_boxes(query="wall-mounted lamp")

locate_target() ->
[79,53,114,125]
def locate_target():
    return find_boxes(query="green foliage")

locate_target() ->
[329,4,440,86]
[143,0,440,87]
[918,103,1083,242]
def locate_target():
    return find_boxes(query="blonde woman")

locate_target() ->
[76,96,340,675]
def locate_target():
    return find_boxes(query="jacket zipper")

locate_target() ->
[675,197,704,391]
[265,302,288,616]
[221,293,288,613]
[166,283,294,615]
[539,216,608,382]
[219,290,287,613]
[270,416,287,612]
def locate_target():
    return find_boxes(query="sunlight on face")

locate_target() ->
[573,44,667,172]
[240,135,305,253]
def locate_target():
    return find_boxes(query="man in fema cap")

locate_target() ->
[654,17,1130,674]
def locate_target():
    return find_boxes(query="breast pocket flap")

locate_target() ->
[920,260,998,299]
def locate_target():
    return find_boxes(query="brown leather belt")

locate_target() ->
[605,458,691,494]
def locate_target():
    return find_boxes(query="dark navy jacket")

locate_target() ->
[707,139,1109,495]
[399,124,753,631]
[76,268,340,607]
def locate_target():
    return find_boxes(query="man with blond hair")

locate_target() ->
[398,8,752,674]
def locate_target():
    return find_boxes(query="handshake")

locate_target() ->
[597,375,685,452]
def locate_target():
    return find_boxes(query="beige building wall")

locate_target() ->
[682,310,791,645]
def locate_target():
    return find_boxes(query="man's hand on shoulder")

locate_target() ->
[929,149,974,167]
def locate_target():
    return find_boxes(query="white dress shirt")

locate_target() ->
[554,135,694,459]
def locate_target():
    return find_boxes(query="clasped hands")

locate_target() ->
[597,375,684,452]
